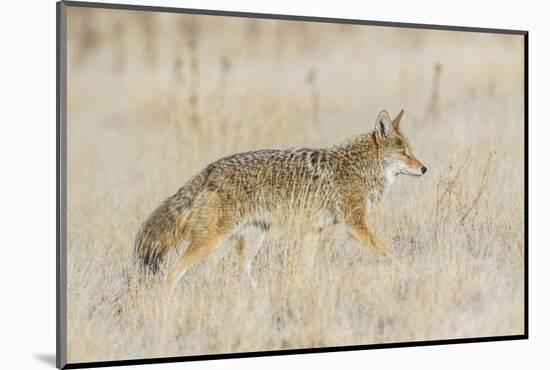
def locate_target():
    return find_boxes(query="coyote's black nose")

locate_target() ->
[421,166,427,174]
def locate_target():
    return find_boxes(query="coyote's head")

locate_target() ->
[374,109,427,179]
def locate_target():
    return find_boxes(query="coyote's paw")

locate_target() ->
[248,276,258,290]
[376,244,393,259]
[382,249,393,259]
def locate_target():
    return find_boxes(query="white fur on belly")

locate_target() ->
[313,211,337,230]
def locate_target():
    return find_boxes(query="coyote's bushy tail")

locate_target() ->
[133,175,204,277]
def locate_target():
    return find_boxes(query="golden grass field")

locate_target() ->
[65,7,525,363]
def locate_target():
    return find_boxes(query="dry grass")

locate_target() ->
[65,8,525,363]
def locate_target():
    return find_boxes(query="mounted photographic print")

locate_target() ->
[57,1,528,368]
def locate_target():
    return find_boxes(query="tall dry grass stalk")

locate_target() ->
[66,8,525,363]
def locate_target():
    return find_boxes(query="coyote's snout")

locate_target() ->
[134,109,426,291]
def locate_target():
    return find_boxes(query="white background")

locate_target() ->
[0,0,545,369]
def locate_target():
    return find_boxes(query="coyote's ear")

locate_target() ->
[375,110,393,138]
[392,109,404,131]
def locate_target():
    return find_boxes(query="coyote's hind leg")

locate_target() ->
[236,222,268,287]
[165,193,233,294]
[165,233,221,294]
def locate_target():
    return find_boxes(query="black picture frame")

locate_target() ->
[56,1,528,368]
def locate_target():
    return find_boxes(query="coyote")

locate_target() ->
[134,109,426,290]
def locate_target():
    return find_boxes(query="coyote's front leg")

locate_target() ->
[344,207,392,258]
[348,223,391,257]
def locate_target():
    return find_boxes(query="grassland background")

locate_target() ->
[66,7,525,363]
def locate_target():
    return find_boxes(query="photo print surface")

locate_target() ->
[61,3,526,366]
